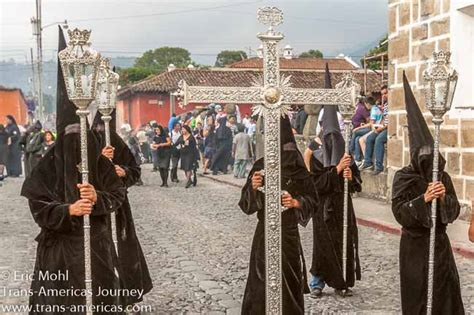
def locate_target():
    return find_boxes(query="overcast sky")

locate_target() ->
[0,0,387,65]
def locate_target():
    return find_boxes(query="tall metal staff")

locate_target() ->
[96,58,120,259]
[422,50,458,315]
[335,75,360,287]
[58,28,102,314]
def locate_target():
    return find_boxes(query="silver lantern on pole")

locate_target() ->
[96,58,119,277]
[58,28,102,315]
[335,73,359,287]
[422,50,458,315]
[96,57,120,278]
[96,57,119,147]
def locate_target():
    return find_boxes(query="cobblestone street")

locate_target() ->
[0,165,473,314]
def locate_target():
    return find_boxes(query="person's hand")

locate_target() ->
[424,183,436,203]
[101,146,114,160]
[77,183,97,204]
[251,171,263,191]
[431,181,446,200]
[115,165,126,177]
[343,168,352,180]
[281,192,301,208]
[69,199,92,216]
[336,153,351,174]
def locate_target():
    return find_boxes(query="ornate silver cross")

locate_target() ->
[178,7,357,314]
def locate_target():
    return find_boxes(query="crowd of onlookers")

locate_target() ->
[0,115,56,182]
[120,104,257,188]
[121,84,389,190]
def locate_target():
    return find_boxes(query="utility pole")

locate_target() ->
[30,48,37,115]
[31,0,43,121]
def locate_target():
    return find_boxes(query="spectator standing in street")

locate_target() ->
[168,113,178,131]
[25,120,44,177]
[211,117,233,175]
[152,125,172,187]
[136,125,150,164]
[232,124,252,178]
[40,131,55,157]
[170,122,182,183]
[5,115,22,177]
[203,124,216,175]
[0,124,8,181]
[176,125,199,188]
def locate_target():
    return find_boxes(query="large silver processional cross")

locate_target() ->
[178,7,358,313]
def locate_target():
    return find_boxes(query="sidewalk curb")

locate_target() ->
[201,173,474,260]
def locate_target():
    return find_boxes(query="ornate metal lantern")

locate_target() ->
[423,50,458,120]
[96,57,119,145]
[422,50,458,315]
[58,28,101,110]
[57,28,101,315]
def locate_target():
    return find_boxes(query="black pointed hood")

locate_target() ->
[320,64,345,167]
[404,72,434,152]
[280,115,309,180]
[56,26,79,134]
[402,71,445,181]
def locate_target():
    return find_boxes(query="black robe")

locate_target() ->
[21,131,127,314]
[95,130,153,306]
[25,130,44,177]
[310,157,361,290]
[238,158,316,315]
[5,122,22,176]
[392,169,464,315]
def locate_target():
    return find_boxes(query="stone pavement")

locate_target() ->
[0,165,473,314]
[202,172,474,258]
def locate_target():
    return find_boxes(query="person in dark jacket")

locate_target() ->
[25,120,44,177]
[0,124,8,180]
[391,73,464,315]
[176,125,199,188]
[238,116,317,314]
[5,114,22,177]
[151,125,172,187]
[211,117,233,175]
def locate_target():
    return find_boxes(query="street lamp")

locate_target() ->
[422,50,458,315]
[58,27,101,315]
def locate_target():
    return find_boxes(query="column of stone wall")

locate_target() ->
[387,0,472,218]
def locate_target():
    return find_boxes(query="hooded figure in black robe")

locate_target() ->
[238,116,317,314]
[5,114,22,177]
[20,26,127,314]
[391,73,464,315]
[211,117,233,174]
[309,64,361,296]
[92,108,153,306]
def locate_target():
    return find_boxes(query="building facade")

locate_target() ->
[387,0,474,218]
[0,87,28,125]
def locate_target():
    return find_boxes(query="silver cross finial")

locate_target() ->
[257,7,283,29]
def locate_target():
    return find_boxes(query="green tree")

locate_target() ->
[361,34,388,70]
[117,67,154,86]
[134,47,193,73]
[215,50,248,67]
[299,49,324,58]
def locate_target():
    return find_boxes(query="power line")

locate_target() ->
[66,0,264,22]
